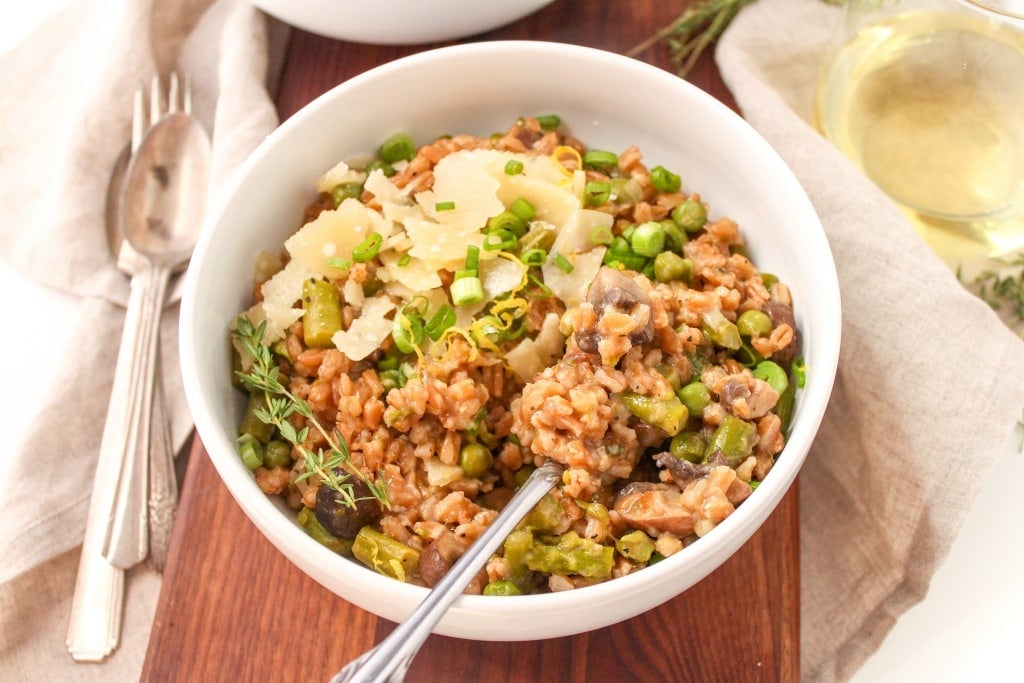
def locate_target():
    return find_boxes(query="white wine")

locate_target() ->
[816,10,1024,263]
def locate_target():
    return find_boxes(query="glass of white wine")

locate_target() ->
[815,0,1024,265]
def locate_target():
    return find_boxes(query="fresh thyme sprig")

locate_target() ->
[232,315,390,510]
[963,253,1024,336]
[630,0,843,78]
[628,0,757,77]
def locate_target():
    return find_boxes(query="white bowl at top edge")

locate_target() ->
[248,0,557,45]
[179,40,841,641]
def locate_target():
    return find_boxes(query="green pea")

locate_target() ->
[484,580,523,596]
[753,360,789,395]
[676,381,711,418]
[670,431,707,463]
[653,251,693,283]
[737,309,773,338]
[459,442,493,478]
[264,440,293,469]
[330,182,363,207]
[671,199,707,233]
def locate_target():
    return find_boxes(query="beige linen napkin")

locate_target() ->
[0,0,286,677]
[716,0,1024,680]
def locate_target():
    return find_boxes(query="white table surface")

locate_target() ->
[2,4,1022,681]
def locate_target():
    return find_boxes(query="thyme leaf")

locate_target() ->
[232,315,390,510]
[961,253,1024,337]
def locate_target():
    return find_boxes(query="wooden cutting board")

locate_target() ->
[144,2,801,680]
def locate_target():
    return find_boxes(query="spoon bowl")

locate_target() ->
[122,111,211,265]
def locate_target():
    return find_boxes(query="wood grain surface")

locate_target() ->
[144,2,800,681]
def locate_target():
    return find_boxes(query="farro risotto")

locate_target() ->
[230,116,802,596]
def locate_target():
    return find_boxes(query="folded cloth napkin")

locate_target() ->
[0,0,286,676]
[716,0,1024,679]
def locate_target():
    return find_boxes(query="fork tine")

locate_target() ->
[149,76,162,127]
[167,73,180,115]
[131,86,146,154]
[181,74,192,116]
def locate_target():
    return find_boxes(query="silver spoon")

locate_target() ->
[107,90,210,567]
[103,141,178,573]
[331,460,564,683]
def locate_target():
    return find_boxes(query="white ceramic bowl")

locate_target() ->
[249,0,556,45]
[180,41,841,641]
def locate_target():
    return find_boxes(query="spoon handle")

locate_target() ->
[103,262,171,568]
[67,272,151,658]
[331,460,564,683]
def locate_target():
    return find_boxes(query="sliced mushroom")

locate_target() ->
[575,267,655,358]
[613,482,694,537]
[764,302,797,365]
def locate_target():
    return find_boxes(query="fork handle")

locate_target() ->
[66,273,150,658]
[103,261,171,568]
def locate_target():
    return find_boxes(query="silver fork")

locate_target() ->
[103,75,187,572]
[66,75,187,662]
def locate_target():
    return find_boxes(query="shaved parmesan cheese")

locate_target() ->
[380,250,443,291]
[552,209,614,254]
[331,294,396,361]
[364,168,410,205]
[425,458,465,487]
[542,248,606,305]
[416,151,504,230]
[497,172,580,227]
[479,255,526,300]
[504,313,565,382]
[404,214,483,263]
[315,160,365,194]
[285,198,392,275]
[258,258,318,334]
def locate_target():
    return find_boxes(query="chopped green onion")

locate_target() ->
[662,220,687,252]
[608,236,632,257]
[554,254,574,273]
[672,199,708,234]
[583,149,619,172]
[237,434,264,471]
[609,177,643,204]
[377,356,399,371]
[451,276,484,305]
[330,182,363,207]
[793,358,807,389]
[504,159,524,176]
[465,245,480,273]
[454,268,476,281]
[397,253,411,267]
[631,221,666,258]
[590,225,614,245]
[487,211,526,238]
[379,132,415,163]
[603,250,647,272]
[435,200,456,212]
[508,197,537,223]
[650,165,682,193]
[527,273,553,298]
[484,228,518,251]
[425,304,456,341]
[391,312,425,354]
[584,180,611,207]
[521,248,547,267]
[326,256,351,270]
[352,232,383,263]
[535,114,561,131]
